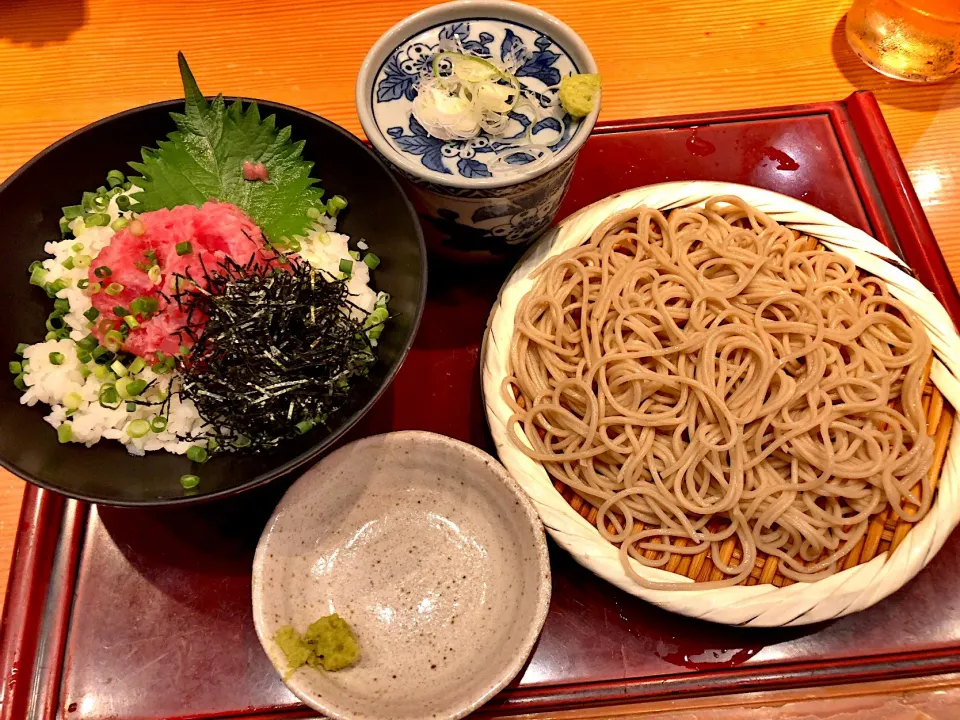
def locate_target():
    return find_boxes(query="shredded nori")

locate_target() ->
[172,253,377,452]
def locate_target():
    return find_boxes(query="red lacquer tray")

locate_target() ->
[3,91,960,720]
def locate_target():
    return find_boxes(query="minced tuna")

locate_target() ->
[88,201,271,359]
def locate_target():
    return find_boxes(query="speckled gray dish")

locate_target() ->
[252,431,551,720]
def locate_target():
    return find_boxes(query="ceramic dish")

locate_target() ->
[356,0,600,260]
[482,181,960,627]
[251,431,551,720]
[0,100,427,506]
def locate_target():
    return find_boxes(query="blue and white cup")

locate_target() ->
[356,0,600,262]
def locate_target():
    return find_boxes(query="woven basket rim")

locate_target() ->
[481,180,960,627]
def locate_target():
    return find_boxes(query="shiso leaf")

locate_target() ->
[129,52,324,241]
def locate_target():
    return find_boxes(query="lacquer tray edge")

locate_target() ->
[5,92,960,719]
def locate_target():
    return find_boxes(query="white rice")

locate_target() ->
[298,216,378,314]
[20,339,204,456]
[19,196,384,455]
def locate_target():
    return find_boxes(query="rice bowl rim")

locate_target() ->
[481,180,960,627]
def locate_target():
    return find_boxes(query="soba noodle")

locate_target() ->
[504,196,935,590]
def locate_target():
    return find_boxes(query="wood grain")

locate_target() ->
[0,0,957,632]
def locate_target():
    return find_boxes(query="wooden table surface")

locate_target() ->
[1,0,959,713]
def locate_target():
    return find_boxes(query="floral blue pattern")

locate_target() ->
[372,19,583,179]
[413,155,577,256]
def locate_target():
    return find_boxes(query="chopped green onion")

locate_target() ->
[81,191,96,210]
[115,376,133,398]
[111,360,128,377]
[57,423,73,443]
[106,170,125,188]
[48,352,64,366]
[54,298,70,314]
[122,181,132,191]
[129,297,158,316]
[9,361,22,374]
[116,195,132,212]
[306,206,321,220]
[87,213,110,227]
[83,307,99,323]
[126,401,137,412]
[64,392,83,411]
[176,241,193,256]
[76,350,92,364]
[151,360,172,375]
[105,283,124,296]
[13,374,26,391]
[59,217,72,237]
[94,266,112,278]
[286,238,302,253]
[74,254,92,269]
[79,365,91,378]
[15,343,28,356]
[93,364,113,380]
[339,258,353,275]
[47,278,68,296]
[85,282,102,295]
[233,435,251,448]
[92,345,111,362]
[180,474,200,489]
[186,445,208,463]
[77,335,99,352]
[129,357,146,374]
[111,217,128,232]
[150,417,168,432]
[119,375,147,399]
[62,257,75,270]
[363,253,381,270]
[29,266,47,286]
[71,242,84,253]
[147,265,162,285]
[63,205,85,220]
[349,250,360,261]
[126,419,150,438]
[327,194,348,216]
[98,384,120,409]
[295,419,314,434]
[124,315,140,329]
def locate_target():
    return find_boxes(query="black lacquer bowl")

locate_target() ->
[0,100,426,506]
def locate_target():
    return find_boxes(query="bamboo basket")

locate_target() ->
[482,182,960,626]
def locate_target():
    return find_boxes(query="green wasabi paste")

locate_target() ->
[559,73,602,118]
[275,613,359,679]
